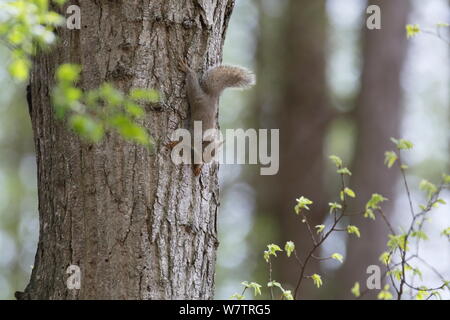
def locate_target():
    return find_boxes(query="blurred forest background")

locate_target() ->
[0,0,449,299]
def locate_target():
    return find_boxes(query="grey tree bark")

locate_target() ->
[20,0,235,300]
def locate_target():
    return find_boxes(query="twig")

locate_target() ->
[268,260,274,300]
[293,169,349,299]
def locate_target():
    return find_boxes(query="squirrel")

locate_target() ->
[169,60,255,176]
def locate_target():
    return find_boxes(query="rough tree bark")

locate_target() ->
[336,0,411,299]
[20,0,235,300]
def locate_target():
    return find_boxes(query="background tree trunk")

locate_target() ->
[254,0,331,298]
[336,0,411,299]
[21,0,234,300]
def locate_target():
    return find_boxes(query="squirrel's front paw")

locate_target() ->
[178,59,190,72]
[165,140,181,150]
[193,164,203,176]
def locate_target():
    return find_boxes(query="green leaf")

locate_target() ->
[264,244,282,262]
[294,196,313,214]
[315,225,325,234]
[248,282,262,296]
[69,114,104,142]
[415,290,426,300]
[344,187,356,198]
[130,88,160,102]
[1,0,64,65]
[364,208,376,220]
[267,281,292,299]
[108,115,151,145]
[56,64,81,82]
[337,168,352,176]
[443,281,450,290]
[53,0,68,6]
[377,285,393,300]
[351,282,360,297]
[328,202,342,213]
[363,194,387,220]
[329,155,343,168]
[347,225,360,238]
[99,83,124,107]
[267,244,282,255]
[263,250,270,263]
[384,151,398,168]
[387,234,409,251]
[267,281,282,289]
[419,180,438,200]
[311,274,323,288]
[43,11,64,25]
[284,241,295,258]
[411,230,428,241]
[125,101,145,118]
[437,22,450,28]
[282,290,294,300]
[8,27,26,46]
[267,281,287,295]
[440,227,450,237]
[230,293,245,300]
[379,252,391,265]
[63,87,82,103]
[387,269,402,281]
[331,253,344,263]
[443,174,450,185]
[9,57,30,81]
[406,24,421,39]
[366,193,388,210]
[432,198,447,208]
[241,281,250,287]
[391,137,414,150]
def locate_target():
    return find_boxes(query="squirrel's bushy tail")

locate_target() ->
[202,65,255,95]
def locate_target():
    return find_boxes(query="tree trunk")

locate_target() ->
[278,0,331,299]
[21,0,235,300]
[336,0,411,299]
[254,0,331,298]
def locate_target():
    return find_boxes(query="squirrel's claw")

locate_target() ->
[165,140,181,150]
[178,59,190,72]
[193,164,202,176]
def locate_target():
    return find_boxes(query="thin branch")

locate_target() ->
[422,27,450,45]
[293,250,304,268]
[293,170,349,299]
[378,208,395,234]
[301,214,318,246]
[398,153,415,219]
[268,260,274,300]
